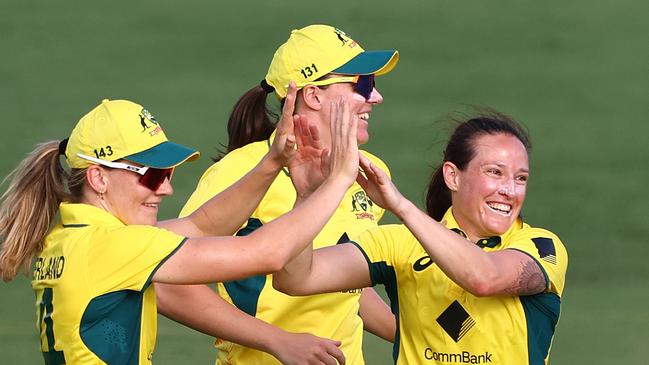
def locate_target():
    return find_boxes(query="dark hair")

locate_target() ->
[212,85,279,162]
[214,75,335,162]
[425,110,531,221]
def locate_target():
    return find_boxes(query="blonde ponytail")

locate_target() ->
[0,141,76,282]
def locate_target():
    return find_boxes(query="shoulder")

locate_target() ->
[101,225,184,244]
[355,224,413,247]
[203,140,267,176]
[511,223,567,256]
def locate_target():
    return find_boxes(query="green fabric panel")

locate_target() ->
[80,290,144,365]
[40,288,65,365]
[223,218,266,316]
[349,241,401,364]
[520,292,561,365]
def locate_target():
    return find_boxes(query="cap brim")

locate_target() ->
[125,141,200,169]
[334,50,399,76]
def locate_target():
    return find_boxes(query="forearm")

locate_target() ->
[395,201,500,294]
[159,155,281,237]
[250,176,351,268]
[155,283,281,353]
[359,288,395,342]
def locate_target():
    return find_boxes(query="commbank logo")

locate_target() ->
[436,300,476,342]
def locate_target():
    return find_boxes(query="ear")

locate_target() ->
[299,85,323,111]
[442,161,460,192]
[85,165,109,194]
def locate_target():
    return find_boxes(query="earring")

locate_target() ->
[98,190,105,200]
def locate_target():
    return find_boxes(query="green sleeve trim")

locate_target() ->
[142,237,188,291]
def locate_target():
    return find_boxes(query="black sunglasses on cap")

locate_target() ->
[294,74,376,100]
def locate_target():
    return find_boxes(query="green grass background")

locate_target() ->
[1,0,648,363]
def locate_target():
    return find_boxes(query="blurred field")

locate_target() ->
[1,0,648,364]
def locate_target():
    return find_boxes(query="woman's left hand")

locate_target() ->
[357,154,407,217]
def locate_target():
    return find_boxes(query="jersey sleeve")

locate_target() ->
[179,147,261,217]
[87,225,186,293]
[350,225,411,286]
[507,227,568,295]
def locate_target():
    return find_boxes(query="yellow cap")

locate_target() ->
[265,24,399,99]
[65,99,199,169]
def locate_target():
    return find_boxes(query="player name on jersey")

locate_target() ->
[33,255,65,281]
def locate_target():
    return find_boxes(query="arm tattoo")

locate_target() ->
[504,259,547,296]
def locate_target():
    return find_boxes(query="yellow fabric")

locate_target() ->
[264,24,398,99]
[352,208,568,365]
[180,138,390,365]
[66,99,199,168]
[31,203,185,364]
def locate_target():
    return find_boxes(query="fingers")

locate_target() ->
[279,81,298,133]
[315,340,345,365]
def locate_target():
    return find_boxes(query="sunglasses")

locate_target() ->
[77,153,174,191]
[294,74,375,100]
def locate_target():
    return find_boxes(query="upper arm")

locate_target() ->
[310,243,373,292]
[153,235,278,285]
[481,249,548,296]
[482,229,568,297]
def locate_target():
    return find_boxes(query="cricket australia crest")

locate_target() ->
[350,190,375,220]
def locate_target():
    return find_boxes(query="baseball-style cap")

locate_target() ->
[64,99,200,169]
[265,24,399,99]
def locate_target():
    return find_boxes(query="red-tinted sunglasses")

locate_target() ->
[77,153,174,191]
[294,74,376,100]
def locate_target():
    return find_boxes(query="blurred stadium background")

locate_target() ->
[1,1,648,363]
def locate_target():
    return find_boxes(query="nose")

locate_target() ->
[156,176,174,196]
[367,87,383,104]
[497,180,516,196]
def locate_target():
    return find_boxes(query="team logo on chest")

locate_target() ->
[350,190,375,220]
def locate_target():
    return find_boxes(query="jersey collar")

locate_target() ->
[439,207,523,248]
[59,202,125,228]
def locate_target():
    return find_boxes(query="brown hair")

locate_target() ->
[0,141,85,281]
[425,111,531,221]
[213,85,279,161]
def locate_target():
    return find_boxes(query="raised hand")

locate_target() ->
[288,115,330,198]
[356,154,407,217]
[327,99,359,186]
[269,81,298,167]
[271,331,345,365]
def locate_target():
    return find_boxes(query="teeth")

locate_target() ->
[487,202,511,214]
[144,203,159,208]
[359,113,369,120]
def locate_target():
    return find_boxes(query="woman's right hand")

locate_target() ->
[326,99,359,186]
[271,331,345,365]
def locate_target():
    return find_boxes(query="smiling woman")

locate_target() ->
[273,111,569,365]
[0,96,358,365]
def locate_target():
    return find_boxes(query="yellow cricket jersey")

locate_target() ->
[180,137,390,365]
[351,208,568,365]
[31,203,186,365]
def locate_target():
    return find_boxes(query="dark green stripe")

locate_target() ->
[349,241,401,364]
[62,223,88,228]
[41,288,65,365]
[223,218,266,316]
[143,237,187,291]
[520,293,561,365]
